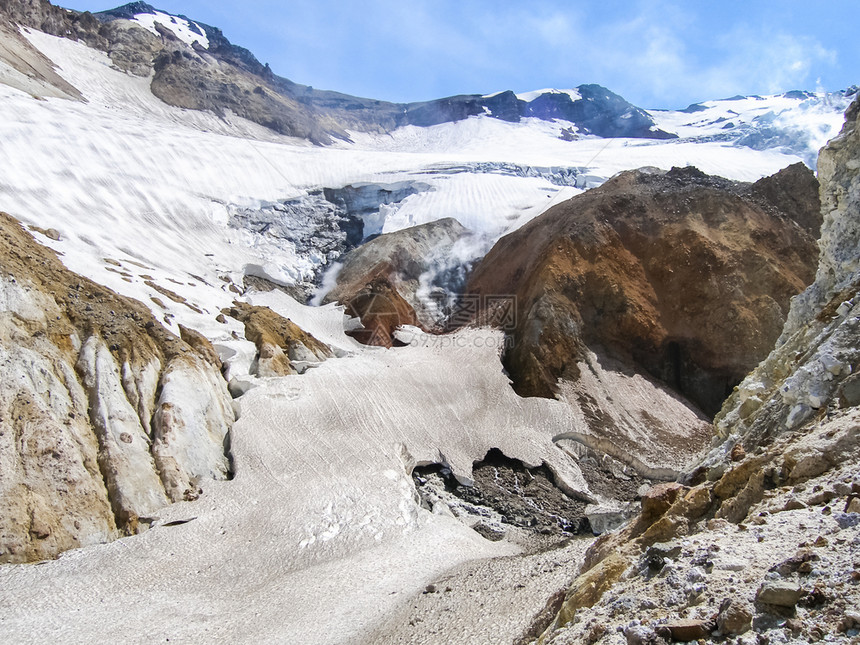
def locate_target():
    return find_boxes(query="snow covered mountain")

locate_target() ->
[650,91,857,167]
[0,0,852,308]
[1,2,859,643]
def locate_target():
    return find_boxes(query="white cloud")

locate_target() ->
[556,3,840,106]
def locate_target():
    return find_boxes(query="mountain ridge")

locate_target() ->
[17,0,851,145]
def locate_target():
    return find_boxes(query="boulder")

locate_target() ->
[757,580,804,607]
[656,619,713,641]
[717,599,753,635]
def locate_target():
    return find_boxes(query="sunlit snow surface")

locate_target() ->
[0,29,834,340]
[515,87,582,102]
[131,10,209,48]
[0,27,850,644]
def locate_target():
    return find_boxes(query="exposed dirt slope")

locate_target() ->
[468,163,820,416]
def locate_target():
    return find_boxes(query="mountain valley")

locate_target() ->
[0,2,858,644]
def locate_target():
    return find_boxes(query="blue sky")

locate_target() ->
[65,0,858,109]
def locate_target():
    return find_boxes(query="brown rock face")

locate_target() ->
[640,482,686,521]
[468,165,820,415]
[221,301,333,375]
[341,277,423,348]
[657,619,713,641]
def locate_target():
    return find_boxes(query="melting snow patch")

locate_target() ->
[132,11,209,49]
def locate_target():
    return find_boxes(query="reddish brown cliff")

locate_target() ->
[468,164,820,415]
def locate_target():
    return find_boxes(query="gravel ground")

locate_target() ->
[366,536,594,645]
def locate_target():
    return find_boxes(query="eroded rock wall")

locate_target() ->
[714,98,860,446]
[0,212,234,562]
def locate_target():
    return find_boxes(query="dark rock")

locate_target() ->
[412,448,591,539]
[749,162,822,237]
[643,541,682,572]
[623,624,658,645]
[95,2,158,21]
[647,541,683,560]
[473,522,505,541]
[839,373,860,407]
[656,619,713,641]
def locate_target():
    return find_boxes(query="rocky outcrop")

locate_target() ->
[221,301,332,376]
[0,0,106,49]
[532,96,860,645]
[99,16,162,77]
[523,84,677,139]
[714,97,860,447]
[0,212,234,563]
[535,407,860,644]
[149,45,346,145]
[338,277,423,348]
[322,217,475,339]
[468,164,821,416]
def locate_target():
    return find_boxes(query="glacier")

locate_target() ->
[0,18,855,645]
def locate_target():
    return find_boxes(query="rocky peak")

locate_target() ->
[525,84,677,139]
[95,2,158,20]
